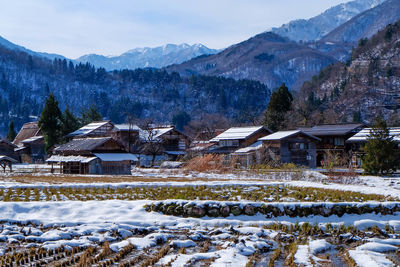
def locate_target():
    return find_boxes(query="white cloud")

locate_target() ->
[0,0,351,58]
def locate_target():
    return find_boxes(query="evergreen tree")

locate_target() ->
[62,106,80,138]
[38,93,63,152]
[362,117,399,175]
[81,105,102,125]
[172,111,191,131]
[263,83,293,131]
[6,121,16,142]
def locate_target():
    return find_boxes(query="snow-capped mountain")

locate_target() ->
[271,0,387,42]
[321,0,400,43]
[75,43,219,70]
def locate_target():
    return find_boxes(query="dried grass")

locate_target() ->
[183,154,229,173]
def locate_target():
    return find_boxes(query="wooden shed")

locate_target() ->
[49,137,137,175]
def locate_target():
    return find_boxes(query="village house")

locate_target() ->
[66,121,115,140]
[301,124,365,167]
[137,125,191,166]
[47,137,137,175]
[13,122,46,163]
[208,126,272,154]
[258,130,320,168]
[346,127,400,167]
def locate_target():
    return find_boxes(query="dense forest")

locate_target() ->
[0,45,270,135]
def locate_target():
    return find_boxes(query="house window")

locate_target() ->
[334,138,344,146]
[289,143,308,150]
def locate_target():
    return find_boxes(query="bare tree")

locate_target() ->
[184,114,230,141]
[139,120,164,167]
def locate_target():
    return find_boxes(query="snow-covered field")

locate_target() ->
[0,168,400,266]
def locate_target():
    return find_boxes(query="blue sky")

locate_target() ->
[0,0,351,58]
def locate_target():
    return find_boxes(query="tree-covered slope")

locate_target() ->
[0,45,270,136]
[288,20,400,126]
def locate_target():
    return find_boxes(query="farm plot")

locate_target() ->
[0,199,400,266]
[0,184,394,202]
[0,177,399,266]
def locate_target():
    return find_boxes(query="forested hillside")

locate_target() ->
[286,20,400,127]
[0,45,270,135]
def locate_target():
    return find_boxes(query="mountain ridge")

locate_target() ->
[75,43,219,70]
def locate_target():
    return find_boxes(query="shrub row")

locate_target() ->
[145,201,400,218]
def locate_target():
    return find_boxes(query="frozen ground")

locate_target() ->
[0,168,400,266]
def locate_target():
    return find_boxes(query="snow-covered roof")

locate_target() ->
[139,127,174,142]
[346,127,400,143]
[302,123,364,136]
[210,126,269,142]
[234,141,263,154]
[94,153,138,162]
[67,121,112,137]
[46,155,97,163]
[114,124,141,132]
[259,130,320,141]
[21,135,44,144]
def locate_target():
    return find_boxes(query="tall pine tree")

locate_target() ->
[6,121,16,142]
[362,117,399,175]
[263,83,293,131]
[62,106,80,139]
[39,93,63,152]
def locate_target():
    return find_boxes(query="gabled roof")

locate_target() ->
[0,139,18,148]
[66,121,113,138]
[346,127,400,143]
[259,130,320,141]
[302,123,364,136]
[13,122,42,146]
[210,126,271,142]
[54,137,113,153]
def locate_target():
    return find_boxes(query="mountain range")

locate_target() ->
[75,43,219,70]
[166,0,400,91]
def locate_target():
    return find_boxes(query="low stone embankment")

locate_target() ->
[145,201,400,218]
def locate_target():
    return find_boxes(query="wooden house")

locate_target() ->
[66,121,115,140]
[48,137,137,175]
[13,122,46,163]
[208,126,272,154]
[346,127,400,167]
[301,124,365,167]
[259,130,320,168]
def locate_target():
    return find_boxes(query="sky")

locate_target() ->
[0,0,351,59]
